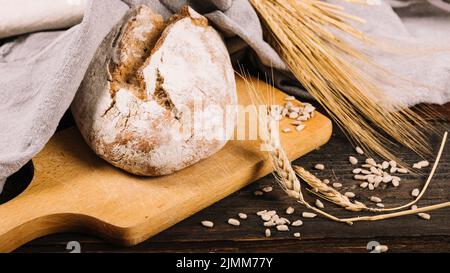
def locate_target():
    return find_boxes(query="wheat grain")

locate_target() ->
[286,207,295,215]
[412,188,420,197]
[370,196,382,203]
[302,212,317,218]
[254,190,264,196]
[228,218,240,226]
[238,213,248,220]
[264,221,276,227]
[349,156,358,165]
[418,213,431,220]
[257,210,267,216]
[314,164,325,170]
[345,192,356,198]
[265,228,272,237]
[316,199,325,208]
[262,186,273,193]
[294,232,301,238]
[201,221,214,228]
[284,96,295,101]
[277,225,289,231]
[375,245,389,253]
[355,146,364,155]
[291,220,303,226]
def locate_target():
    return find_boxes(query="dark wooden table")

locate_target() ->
[4,104,450,253]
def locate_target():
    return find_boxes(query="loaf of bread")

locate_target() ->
[71,5,237,176]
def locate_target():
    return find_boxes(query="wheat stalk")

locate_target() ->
[293,166,368,212]
[241,71,450,225]
[248,0,433,164]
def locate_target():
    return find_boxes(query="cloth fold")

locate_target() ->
[0,0,449,192]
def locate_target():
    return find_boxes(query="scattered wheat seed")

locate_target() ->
[332,182,342,188]
[370,196,382,203]
[376,203,385,208]
[282,128,292,133]
[297,115,308,121]
[418,213,431,220]
[361,169,371,175]
[389,160,397,167]
[314,164,325,170]
[291,220,303,226]
[367,175,376,183]
[257,210,267,216]
[345,192,356,198]
[361,164,373,169]
[284,96,295,101]
[254,190,263,196]
[262,214,273,222]
[286,207,295,215]
[289,112,299,119]
[390,166,398,174]
[302,212,317,218]
[352,168,362,174]
[374,176,383,184]
[262,186,273,193]
[265,228,271,237]
[238,213,247,220]
[418,160,430,168]
[411,188,420,197]
[368,183,374,191]
[392,179,400,187]
[276,225,289,231]
[276,219,287,225]
[315,199,325,209]
[355,146,364,155]
[382,175,392,183]
[296,125,306,132]
[381,161,390,169]
[349,156,358,165]
[228,218,240,226]
[294,232,301,238]
[366,158,377,166]
[360,182,369,188]
[201,221,214,228]
[374,180,381,188]
[264,221,276,227]
[290,106,301,112]
[397,168,408,174]
[355,174,367,180]
[323,179,330,184]
[411,205,418,210]
[375,245,389,253]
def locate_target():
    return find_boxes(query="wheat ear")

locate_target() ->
[248,0,433,164]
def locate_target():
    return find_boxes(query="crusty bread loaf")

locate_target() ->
[71,5,237,176]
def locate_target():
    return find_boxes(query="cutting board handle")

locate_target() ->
[0,193,64,252]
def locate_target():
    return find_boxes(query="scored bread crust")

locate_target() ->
[71,6,237,176]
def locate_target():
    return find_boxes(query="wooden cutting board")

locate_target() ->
[0,76,332,252]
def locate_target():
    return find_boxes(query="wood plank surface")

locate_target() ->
[0,77,332,252]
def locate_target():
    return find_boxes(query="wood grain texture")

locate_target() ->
[11,104,450,253]
[0,76,332,252]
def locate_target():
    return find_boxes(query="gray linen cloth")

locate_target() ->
[0,0,449,192]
